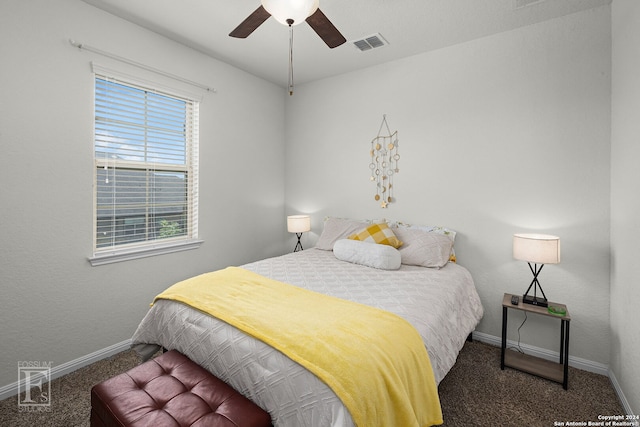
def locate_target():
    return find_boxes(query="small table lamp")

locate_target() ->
[287,215,311,252]
[513,233,561,307]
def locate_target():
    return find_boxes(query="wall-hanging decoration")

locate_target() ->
[369,115,400,208]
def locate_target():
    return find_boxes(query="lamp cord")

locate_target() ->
[515,311,527,353]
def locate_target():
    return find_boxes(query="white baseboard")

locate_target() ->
[471,331,636,415]
[608,369,635,416]
[472,331,609,375]
[0,339,132,401]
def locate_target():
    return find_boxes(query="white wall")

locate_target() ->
[611,0,640,416]
[0,0,286,388]
[286,6,612,366]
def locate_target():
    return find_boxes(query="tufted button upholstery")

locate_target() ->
[91,350,272,427]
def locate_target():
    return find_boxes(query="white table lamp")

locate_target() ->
[287,215,311,252]
[513,233,560,307]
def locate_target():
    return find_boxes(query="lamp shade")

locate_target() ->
[513,233,561,264]
[287,215,311,233]
[262,0,319,26]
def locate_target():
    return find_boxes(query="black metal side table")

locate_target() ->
[501,293,571,389]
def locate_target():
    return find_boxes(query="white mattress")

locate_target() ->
[131,248,483,427]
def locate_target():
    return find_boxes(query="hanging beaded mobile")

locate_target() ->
[369,115,399,208]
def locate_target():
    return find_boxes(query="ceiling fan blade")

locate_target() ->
[306,8,346,48]
[229,5,271,38]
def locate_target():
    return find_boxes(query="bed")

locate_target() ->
[131,218,484,427]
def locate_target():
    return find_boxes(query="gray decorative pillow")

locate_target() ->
[393,227,453,268]
[315,217,378,250]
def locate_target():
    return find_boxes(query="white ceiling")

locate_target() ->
[81,0,610,88]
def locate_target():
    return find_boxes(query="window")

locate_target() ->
[91,75,200,265]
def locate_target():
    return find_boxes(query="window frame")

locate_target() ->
[89,69,202,266]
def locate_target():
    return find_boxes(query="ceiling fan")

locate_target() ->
[229,0,347,49]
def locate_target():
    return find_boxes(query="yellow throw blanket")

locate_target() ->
[153,267,443,427]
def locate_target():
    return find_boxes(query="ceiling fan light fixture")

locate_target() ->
[261,0,319,26]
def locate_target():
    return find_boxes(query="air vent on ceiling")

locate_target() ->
[352,33,389,52]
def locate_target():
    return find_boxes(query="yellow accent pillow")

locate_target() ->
[348,223,403,248]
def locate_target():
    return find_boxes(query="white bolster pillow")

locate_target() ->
[333,239,402,270]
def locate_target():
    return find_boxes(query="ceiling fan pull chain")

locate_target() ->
[288,20,294,96]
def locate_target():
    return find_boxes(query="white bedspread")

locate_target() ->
[131,249,483,427]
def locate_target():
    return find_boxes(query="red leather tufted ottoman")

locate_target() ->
[90,350,272,427]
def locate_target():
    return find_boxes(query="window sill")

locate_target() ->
[89,239,203,266]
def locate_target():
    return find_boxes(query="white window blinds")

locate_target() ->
[93,75,199,259]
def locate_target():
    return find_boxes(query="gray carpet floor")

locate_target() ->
[0,340,623,426]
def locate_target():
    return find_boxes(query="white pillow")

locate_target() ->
[393,227,453,268]
[333,239,401,270]
[315,217,378,250]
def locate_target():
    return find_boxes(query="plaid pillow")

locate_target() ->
[348,223,403,248]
